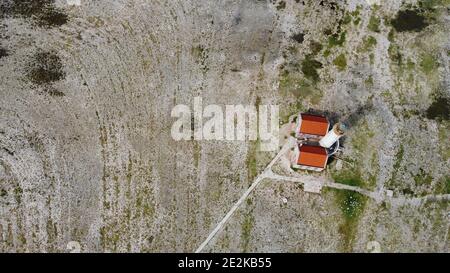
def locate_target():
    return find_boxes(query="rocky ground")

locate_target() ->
[0,0,449,252]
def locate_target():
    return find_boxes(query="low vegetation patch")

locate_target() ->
[328,31,346,48]
[434,176,450,195]
[368,15,381,32]
[333,54,347,71]
[327,177,367,251]
[388,44,402,65]
[329,168,367,251]
[301,55,323,83]
[278,69,324,107]
[413,168,433,187]
[240,208,255,252]
[359,36,377,53]
[420,53,438,75]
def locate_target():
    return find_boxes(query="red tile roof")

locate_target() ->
[298,145,328,168]
[299,114,329,136]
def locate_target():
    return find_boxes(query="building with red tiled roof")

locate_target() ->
[295,113,330,138]
[290,113,344,172]
[291,144,328,172]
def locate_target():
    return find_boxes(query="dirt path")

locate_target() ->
[195,138,296,253]
[195,137,450,252]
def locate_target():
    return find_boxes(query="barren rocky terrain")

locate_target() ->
[0,0,449,252]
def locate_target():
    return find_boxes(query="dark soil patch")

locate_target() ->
[426,96,449,121]
[291,32,304,43]
[0,0,68,28]
[45,87,65,97]
[0,47,8,59]
[342,102,373,128]
[276,1,286,11]
[391,9,428,32]
[27,51,65,85]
